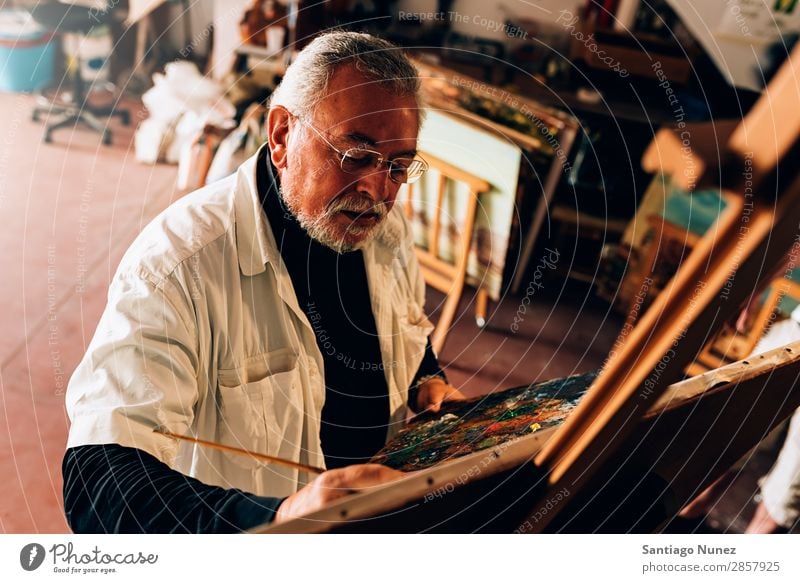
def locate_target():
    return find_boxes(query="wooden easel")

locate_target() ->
[524,41,800,532]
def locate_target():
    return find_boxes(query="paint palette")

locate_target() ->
[372,371,598,472]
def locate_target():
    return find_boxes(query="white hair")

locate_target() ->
[270,31,424,122]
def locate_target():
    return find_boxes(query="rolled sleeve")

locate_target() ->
[66,269,200,467]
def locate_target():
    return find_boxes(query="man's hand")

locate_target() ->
[415,377,466,414]
[274,464,405,523]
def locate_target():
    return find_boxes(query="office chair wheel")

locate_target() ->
[44,132,52,144]
[102,131,112,146]
[120,111,131,126]
[32,110,40,122]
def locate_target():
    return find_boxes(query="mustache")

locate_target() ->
[325,194,389,219]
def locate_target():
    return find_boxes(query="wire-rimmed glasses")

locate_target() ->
[293,114,428,184]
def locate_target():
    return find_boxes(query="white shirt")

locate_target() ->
[66,149,433,498]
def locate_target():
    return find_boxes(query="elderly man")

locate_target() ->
[63,32,464,533]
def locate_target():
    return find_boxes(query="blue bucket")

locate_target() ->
[0,11,55,92]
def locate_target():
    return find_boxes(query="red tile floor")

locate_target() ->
[0,93,181,532]
[1,91,772,534]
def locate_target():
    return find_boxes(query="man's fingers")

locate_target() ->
[322,464,405,491]
[277,464,406,522]
[346,463,406,487]
[443,388,467,402]
[426,394,445,413]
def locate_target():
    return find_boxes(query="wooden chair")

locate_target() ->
[619,214,702,334]
[402,153,491,354]
[686,278,800,376]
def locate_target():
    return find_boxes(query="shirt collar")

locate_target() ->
[233,143,277,276]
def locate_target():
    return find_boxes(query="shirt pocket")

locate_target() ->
[388,263,433,332]
[405,300,434,330]
[216,350,301,469]
[397,299,434,344]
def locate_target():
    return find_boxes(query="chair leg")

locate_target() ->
[32,95,69,122]
[43,108,112,145]
[475,288,489,327]
[34,105,69,119]
[44,113,81,142]
[88,104,130,126]
[80,111,112,144]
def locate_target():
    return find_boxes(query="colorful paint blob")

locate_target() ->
[372,371,598,471]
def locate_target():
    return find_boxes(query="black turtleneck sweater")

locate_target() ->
[258,156,391,468]
[61,149,445,532]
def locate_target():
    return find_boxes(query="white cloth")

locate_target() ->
[66,148,433,498]
[752,315,800,528]
[760,409,800,528]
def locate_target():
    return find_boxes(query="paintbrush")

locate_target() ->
[153,428,325,475]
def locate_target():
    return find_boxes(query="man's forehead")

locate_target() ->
[314,65,420,138]
[316,98,419,130]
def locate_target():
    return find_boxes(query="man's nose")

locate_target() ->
[354,167,396,206]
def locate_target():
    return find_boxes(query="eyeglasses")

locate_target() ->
[292,114,428,184]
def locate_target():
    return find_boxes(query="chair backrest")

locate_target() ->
[402,152,491,352]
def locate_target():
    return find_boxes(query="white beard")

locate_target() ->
[279,185,387,253]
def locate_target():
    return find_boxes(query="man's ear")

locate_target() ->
[267,106,291,170]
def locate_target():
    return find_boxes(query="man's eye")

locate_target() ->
[390,158,414,171]
[341,152,378,173]
[343,150,374,162]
